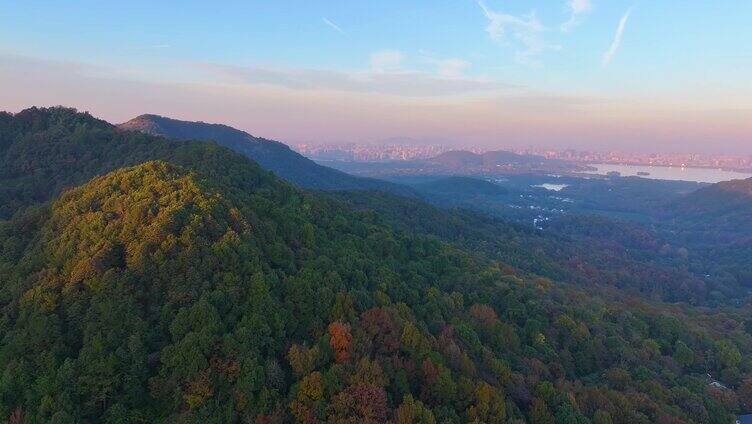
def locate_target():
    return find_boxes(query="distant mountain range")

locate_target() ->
[317,148,581,178]
[118,114,414,196]
[429,149,572,170]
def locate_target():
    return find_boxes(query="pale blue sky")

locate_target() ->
[1,1,751,152]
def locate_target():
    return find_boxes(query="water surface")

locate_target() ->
[584,163,752,183]
[534,183,569,191]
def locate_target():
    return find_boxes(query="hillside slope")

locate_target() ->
[667,178,752,249]
[0,107,283,219]
[413,176,509,196]
[671,178,752,223]
[0,162,742,424]
[329,190,713,304]
[1,107,750,422]
[661,178,752,288]
[118,114,414,195]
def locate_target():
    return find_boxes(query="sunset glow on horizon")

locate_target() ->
[1,0,750,153]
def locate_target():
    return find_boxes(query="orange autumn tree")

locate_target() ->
[328,321,352,363]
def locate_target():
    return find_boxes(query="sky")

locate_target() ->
[1,0,751,153]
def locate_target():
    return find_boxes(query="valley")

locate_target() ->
[1,107,751,423]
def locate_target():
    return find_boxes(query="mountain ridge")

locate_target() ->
[118,114,416,196]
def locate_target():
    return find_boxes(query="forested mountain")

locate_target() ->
[330,191,714,304]
[413,177,509,197]
[118,114,413,195]
[0,107,275,220]
[384,173,751,304]
[669,177,752,231]
[660,178,752,295]
[1,107,752,423]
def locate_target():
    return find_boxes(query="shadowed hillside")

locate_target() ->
[660,178,752,290]
[118,114,415,196]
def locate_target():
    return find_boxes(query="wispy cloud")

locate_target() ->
[561,0,592,31]
[602,9,631,67]
[419,51,471,77]
[198,54,506,98]
[369,50,404,72]
[192,49,504,97]
[322,17,345,35]
[431,58,471,77]
[477,1,558,66]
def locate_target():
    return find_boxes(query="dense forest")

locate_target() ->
[1,108,752,423]
[661,180,752,290]
[330,190,715,305]
[370,172,752,306]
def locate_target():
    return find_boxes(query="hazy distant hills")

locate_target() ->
[667,177,752,242]
[676,177,752,214]
[717,177,752,195]
[427,150,483,168]
[666,176,752,230]
[118,114,414,195]
[429,149,571,170]
[319,148,580,179]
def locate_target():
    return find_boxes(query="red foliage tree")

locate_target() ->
[328,321,353,363]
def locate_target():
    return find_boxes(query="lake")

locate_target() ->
[534,183,569,191]
[584,163,752,184]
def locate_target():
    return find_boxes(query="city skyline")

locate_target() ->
[295,141,752,170]
[1,1,751,153]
